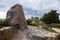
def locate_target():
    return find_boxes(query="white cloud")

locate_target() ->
[0,0,60,12]
[20,0,60,10]
[0,0,60,19]
[0,11,6,19]
[20,0,42,10]
[19,0,60,18]
[25,15,32,19]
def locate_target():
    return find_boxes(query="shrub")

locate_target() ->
[27,19,32,25]
[27,18,40,27]
[0,20,7,26]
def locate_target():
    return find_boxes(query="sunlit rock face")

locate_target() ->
[24,26,58,40]
[0,27,27,40]
[6,4,28,31]
[32,35,56,40]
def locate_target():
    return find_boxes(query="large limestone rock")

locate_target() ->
[6,4,28,31]
[23,26,58,40]
[0,27,27,40]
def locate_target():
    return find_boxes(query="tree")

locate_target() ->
[27,18,32,25]
[41,10,59,24]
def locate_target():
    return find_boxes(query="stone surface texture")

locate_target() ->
[0,27,27,40]
[0,4,59,40]
[6,4,28,30]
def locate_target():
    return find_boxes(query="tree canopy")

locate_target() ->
[41,10,59,24]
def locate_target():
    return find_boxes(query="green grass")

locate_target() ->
[28,23,39,27]
[42,23,60,28]
[51,23,60,28]
[42,23,60,33]
[43,26,58,33]
[0,20,7,28]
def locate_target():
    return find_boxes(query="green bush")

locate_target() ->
[27,17,40,27]
[0,20,7,26]
[27,19,32,25]
[27,21,39,27]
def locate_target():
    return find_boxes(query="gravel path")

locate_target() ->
[52,28,60,33]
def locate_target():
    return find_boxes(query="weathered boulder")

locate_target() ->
[0,27,27,40]
[55,34,60,40]
[32,35,44,40]
[32,35,56,40]
[23,26,58,40]
[6,4,28,31]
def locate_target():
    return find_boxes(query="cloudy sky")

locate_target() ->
[0,0,60,19]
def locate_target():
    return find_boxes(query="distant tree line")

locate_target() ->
[27,17,40,26]
[27,10,60,26]
[0,19,7,27]
[41,10,60,24]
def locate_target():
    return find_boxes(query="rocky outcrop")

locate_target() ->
[0,27,18,40]
[32,35,56,40]
[0,4,59,40]
[0,4,28,40]
[0,26,58,40]
[23,26,58,40]
[0,27,27,40]
[6,4,28,31]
